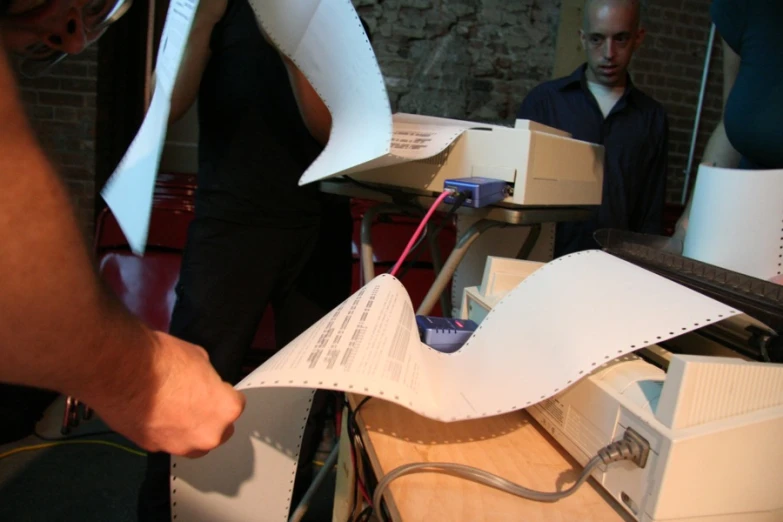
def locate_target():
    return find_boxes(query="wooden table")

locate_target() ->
[334,395,634,522]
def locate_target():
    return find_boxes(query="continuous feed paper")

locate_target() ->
[100,0,197,254]
[172,251,741,521]
[247,1,504,183]
[683,164,783,280]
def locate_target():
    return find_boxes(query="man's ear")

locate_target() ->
[578,29,587,51]
[633,27,646,50]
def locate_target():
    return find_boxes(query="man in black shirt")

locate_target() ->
[517,0,668,257]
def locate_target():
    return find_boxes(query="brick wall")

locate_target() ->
[356,0,560,123]
[16,48,98,240]
[632,0,722,203]
[357,0,722,204]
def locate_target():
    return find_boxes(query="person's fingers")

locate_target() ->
[218,384,246,421]
[183,449,210,459]
[233,387,247,417]
[219,424,235,446]
[175,422,235,459]
[196,345,210,361]
[111,332,250,458]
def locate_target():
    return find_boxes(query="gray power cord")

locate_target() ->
[371,428,650,520]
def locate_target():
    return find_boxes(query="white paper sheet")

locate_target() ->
[385,114,507,162]
[171,388,315,522]
[154,0,198,95]
[329,113,514,177]
[252,2,512,183]
[173,251,741,521]
[99,0,198,255]
[100,86,171,255]
[250,0,394,185]
[683,164,783,280]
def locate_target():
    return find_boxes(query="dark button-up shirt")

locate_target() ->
[517,65,669,257]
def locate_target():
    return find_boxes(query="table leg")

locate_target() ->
[516,223,542,260]
[416,219,512,317]
[425,222,449,315]
[331,407,357,522]
[360,203,421,283]
[290,443,340,522]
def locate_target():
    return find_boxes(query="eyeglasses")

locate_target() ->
[18,0,133,78]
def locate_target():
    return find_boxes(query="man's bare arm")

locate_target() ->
[0,46,244,456]
[0,48,137,395]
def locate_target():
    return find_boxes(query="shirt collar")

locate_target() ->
[559,64,640,110]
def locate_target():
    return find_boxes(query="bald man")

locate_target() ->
[518,0,669,256]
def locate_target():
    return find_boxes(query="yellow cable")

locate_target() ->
[0,440,146,460]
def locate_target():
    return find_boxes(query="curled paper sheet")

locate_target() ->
[336,113,512,176]
[248,0,393,185]
[683,164,783,281]
[172,250,740,521]
[100,0,196,255]
[250,0,500,183]
[101,86,172,255]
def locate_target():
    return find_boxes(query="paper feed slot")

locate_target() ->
[597,229,783,341]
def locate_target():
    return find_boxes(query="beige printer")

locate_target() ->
[461,256,783,522]
[348,114,605,207]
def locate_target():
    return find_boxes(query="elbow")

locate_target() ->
[168,102,188,125]
[308,113,332,146]
[168,97,197,126]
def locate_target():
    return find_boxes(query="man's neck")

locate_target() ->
[586,77,625,118]
[587,79,625,96]
[585,66,627,90]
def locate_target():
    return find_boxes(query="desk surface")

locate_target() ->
[352,396,634,522]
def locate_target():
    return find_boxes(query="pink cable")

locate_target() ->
[349,438,373,506]
[389,190,454,277]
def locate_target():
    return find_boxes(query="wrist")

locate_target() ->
[68,296,159,412]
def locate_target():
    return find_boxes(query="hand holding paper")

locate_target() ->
[91,331,245,458]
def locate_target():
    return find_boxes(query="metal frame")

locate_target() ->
[322,179,593,317]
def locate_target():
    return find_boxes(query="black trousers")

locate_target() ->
[138,202,353,521]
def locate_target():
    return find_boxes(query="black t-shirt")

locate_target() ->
[711,0,783,169]
[196,0,324,227]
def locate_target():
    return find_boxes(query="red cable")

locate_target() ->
[350,433,373,505]
[389,190,453,277]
